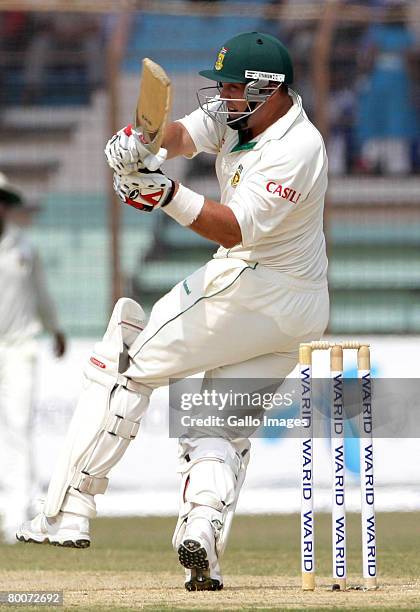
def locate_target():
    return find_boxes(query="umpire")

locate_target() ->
[0,173,66,543]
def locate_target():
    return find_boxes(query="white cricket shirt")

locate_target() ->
[178,90,328,283]
[0,222,59,341]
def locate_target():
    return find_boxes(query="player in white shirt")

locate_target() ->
[0,173,66,544]
[18,32,329,590]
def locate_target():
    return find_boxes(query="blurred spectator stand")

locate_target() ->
[355,3,419,175]
[0,11,106,106]
[21,12,105,105]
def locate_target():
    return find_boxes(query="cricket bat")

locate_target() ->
[135,58,172,155]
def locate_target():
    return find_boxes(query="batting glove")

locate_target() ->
[113,169,175,213]
[105,125,168,174]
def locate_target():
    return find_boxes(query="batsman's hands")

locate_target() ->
[113,169,176,213]
[105,125,167,174]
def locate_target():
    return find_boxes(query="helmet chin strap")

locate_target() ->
[228,101,258,131]
[228,115,250,131]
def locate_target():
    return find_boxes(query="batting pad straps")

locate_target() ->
[104,413,140,439]
[71,472,109,495]
[69,412,141,497]
[162,183,205,226]
[118,376,151,396]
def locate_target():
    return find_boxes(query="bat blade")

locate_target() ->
[135,58,172,155]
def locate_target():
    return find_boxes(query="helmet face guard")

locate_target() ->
[197,71,285,128]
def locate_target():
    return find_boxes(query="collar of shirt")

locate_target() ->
[229,89,303,153]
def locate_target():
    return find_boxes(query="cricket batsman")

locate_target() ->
[18,32,329,591]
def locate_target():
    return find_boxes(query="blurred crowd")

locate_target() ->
[0,2,419,175]
[266,0,420,175]
[0,11,107,104]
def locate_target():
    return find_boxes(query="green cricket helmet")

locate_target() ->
[197,32,293,128]
[200,31,293,85]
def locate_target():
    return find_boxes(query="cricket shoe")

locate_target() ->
[16,511,90,548]
[178,516,223,591]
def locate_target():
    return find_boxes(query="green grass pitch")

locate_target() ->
[1,513,419,610]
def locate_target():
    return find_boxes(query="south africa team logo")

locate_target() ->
[215,47,228,71]
[231,164,243,187]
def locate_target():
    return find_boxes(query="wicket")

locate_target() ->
[299,341,377,591]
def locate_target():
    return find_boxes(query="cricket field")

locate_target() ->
[0,513,419,611]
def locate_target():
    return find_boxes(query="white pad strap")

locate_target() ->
[105,413,140,439]
[70,472,109,495]
[118,375,150,395]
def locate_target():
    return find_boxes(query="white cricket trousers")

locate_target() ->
[126,258,329,384]
[0,338,37,540]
